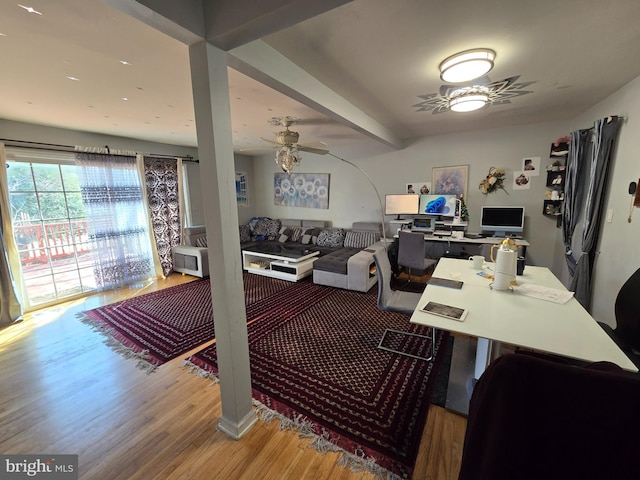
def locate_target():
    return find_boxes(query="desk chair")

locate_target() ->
[373,250,434,361]
[397,230,437,282]
[598,267,640,368]
[459,353,640,480]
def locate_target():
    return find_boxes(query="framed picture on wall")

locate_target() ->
[432,165,468,199]
[274,173,330,209]
[236,171,249,206]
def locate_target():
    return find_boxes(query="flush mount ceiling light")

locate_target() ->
[413,75,536,114]
[439,48,496,83]
[448,86,490,112]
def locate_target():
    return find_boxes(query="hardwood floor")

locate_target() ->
[0,274,466,480]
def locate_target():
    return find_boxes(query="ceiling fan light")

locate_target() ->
[439,48,496,83]
[449,93,489,112]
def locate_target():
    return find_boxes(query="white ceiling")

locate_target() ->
[1,0,640,155]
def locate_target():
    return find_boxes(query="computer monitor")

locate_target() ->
[418,194,457,217]
[480,206,525,237]
[385,194,419,219]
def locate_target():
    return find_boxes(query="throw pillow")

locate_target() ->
[316,228,345,248]
[289,226,304,242]
[239,225,251,243]
[278,227,293,243]
[252,218,281,241]
[195,236,208,248]
[343,230,380,249]
[300,227,320,245]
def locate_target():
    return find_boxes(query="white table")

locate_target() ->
[242,246,319,282]
[410,258,638,378]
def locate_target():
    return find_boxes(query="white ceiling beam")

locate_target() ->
[229,40,403,150]
[103,0,206,44]
[202,0,352,50]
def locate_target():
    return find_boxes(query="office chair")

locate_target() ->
[373,250,434,360]
[598,267,640,369]
[397,230,437,283]
[458,353,640,480]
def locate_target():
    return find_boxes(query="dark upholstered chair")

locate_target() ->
[458,353,640,480]
[598,268,640,368]
[373,249,434,361]
[397,230,437,282]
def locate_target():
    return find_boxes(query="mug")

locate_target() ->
[469,255,484,269]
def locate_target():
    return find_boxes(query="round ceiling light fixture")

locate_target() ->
[448,86,490,113]
[439,48,496,83]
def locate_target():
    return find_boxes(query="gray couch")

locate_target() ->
[172,219,384,292]
[311,222,386,292]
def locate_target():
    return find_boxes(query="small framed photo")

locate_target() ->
[513,171,531,190]
[522,157,540,176]
[406,181,431,195]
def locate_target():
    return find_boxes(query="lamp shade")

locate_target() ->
[440,48,496,83]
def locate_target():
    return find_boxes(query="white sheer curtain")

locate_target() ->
[0,143,24,325]
[75,149,155,291]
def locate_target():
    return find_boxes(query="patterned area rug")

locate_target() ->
[79,275,325,372]
[184,287,449,479]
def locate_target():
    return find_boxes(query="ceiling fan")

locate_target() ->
[264,116,330,154]
[241,116,330,173]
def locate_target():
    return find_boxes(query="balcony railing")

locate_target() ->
[14,221,91,265]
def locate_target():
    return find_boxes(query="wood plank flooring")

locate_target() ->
[0,274,466,479]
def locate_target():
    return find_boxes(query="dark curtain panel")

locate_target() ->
[569,117,621,309]
[562,129,591,277]
[144,157,180,276]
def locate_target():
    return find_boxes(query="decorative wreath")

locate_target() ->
[479,167,507,195]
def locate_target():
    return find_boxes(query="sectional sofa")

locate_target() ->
[172,217,385,292]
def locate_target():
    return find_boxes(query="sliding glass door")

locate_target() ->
[6,149,96,309]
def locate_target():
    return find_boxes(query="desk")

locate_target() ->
[393,233,529,259]
[410,258,638,377]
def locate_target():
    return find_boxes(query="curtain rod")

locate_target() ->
[0,138,199,163]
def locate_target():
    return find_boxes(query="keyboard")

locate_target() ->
[433,230,452,237]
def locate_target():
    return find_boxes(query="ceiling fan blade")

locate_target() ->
[299,141,328,149]
[298,144,330,155]
[239,145,277,152]
[260,137,281,145]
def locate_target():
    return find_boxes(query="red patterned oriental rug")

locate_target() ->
[184,287,449,479]
[79,275,329,373]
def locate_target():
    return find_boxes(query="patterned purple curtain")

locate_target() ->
[144,157,181,276]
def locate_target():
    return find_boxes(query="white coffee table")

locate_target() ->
[242,244,319,282]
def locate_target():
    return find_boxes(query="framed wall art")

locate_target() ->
[432,165,468,199]
[274,173,330,209]
[236,171,249,206]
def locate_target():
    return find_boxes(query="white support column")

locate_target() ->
[188,41,257,439]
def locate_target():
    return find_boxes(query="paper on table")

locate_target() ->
[513,283,574,304]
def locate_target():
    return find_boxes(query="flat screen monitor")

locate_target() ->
[385,194,419,219]
[418,194,457,217]
[480,206,525,237]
